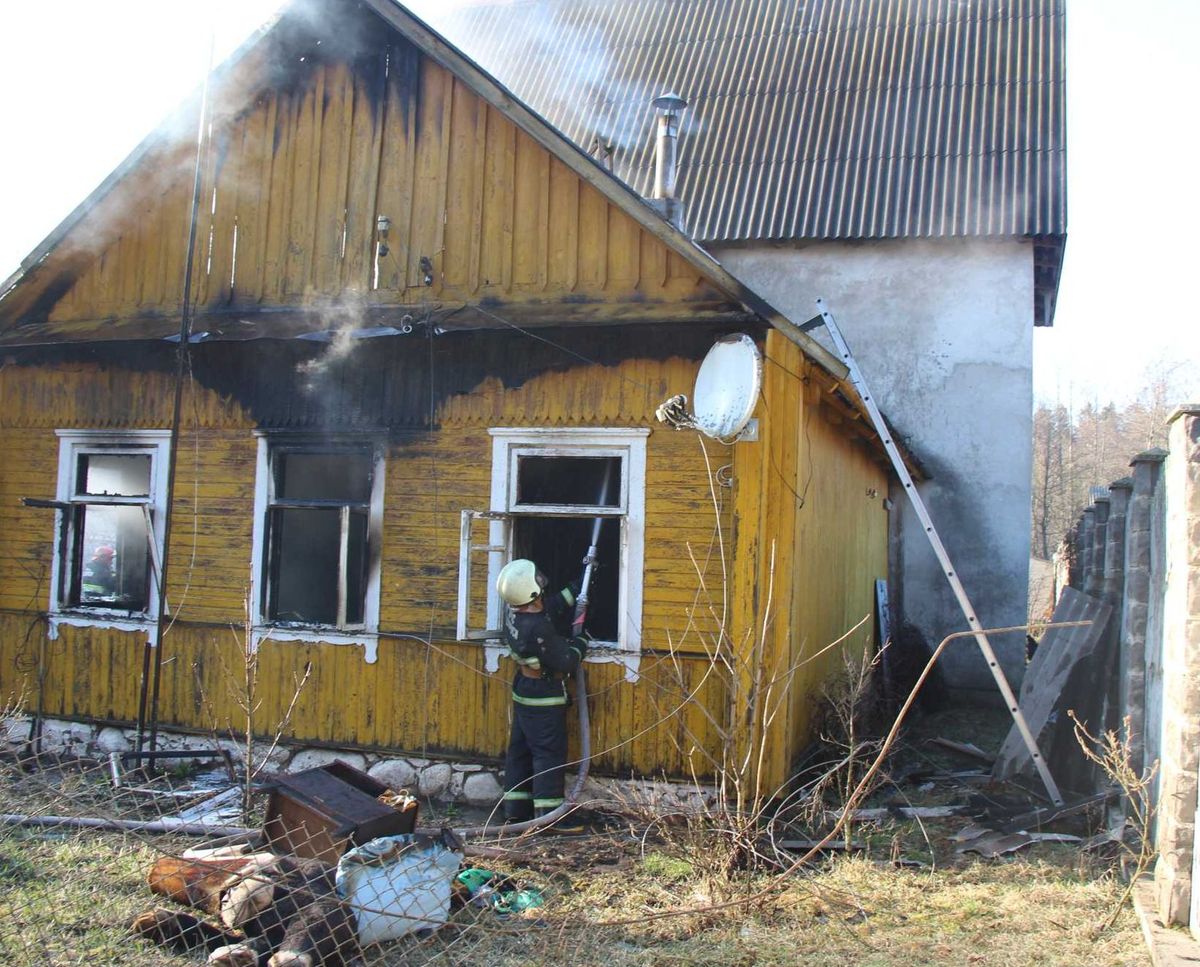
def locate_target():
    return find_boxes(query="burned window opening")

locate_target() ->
[261,443,378,631]
[513,514,620,642]
[464,428,646,652]
[516,455,621,508]
[53,432,170,618]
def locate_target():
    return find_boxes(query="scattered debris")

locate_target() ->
[0,812,256,840]
[951,823,993,843]
[957,831,1038,858]
[167,786,244,827]
[929,737,994,765]
[997,791,1116,834]
[774,838,866,852]
[454,868,545,917]
[838,805,969,822]
[954,826,1084,858]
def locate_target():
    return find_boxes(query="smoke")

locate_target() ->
[408,0,694,188]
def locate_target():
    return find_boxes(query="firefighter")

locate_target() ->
[496,558,588,822]
[81,545,116,598]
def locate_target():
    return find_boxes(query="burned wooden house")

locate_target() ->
[0,0,894,795]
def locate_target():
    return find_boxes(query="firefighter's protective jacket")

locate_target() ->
[503,608,587,706]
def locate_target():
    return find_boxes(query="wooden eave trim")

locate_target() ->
[0,299,762,347]
[804,364,927,481]
[1031,232,1066,328]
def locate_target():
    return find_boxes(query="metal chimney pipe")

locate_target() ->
[652,92,687,200]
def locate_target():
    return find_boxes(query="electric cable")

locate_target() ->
[467,302,819,518]
[468,304,658,393]
[422,306,440,763]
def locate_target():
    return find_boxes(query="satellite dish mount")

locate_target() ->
[655,333,762,441]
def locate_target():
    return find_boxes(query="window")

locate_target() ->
[52,431,171,619]
[458,428,647,652]
[252,436,384,639]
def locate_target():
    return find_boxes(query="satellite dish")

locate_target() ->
[692,333,762,440]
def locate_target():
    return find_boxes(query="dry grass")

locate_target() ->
[0,704,1152,966]
[0,817,1147,966]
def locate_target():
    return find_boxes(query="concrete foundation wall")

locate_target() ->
[712,237,1035,689]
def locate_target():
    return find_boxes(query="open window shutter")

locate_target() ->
[457,510,512,641]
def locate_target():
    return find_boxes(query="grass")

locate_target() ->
[0,830,188,966]
[0,705,1153,966]
[0,826,1147,967]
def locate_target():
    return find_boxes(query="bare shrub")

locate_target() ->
[1070,711,1159,933]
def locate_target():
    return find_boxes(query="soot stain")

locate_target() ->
[5,321,760,435]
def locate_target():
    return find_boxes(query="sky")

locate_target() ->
[1,0,1196,409]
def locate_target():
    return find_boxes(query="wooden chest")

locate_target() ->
[263,760,418,864]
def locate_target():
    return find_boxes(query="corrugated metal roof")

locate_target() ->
[425,0,1067,243]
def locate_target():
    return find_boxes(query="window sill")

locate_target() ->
[252,625,379,664]
[48,611,156,641]
[482,641,641,682]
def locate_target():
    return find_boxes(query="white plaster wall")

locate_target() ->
[711,237,1034,690]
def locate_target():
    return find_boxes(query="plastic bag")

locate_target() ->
[335,834,462,945]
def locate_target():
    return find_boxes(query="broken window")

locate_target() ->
[53,431,171,617]
[458,429,647,651]
[258,441,383,631]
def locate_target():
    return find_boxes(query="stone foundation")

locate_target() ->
[2,715,716,812]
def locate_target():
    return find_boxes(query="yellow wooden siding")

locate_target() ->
[15,49,733,335]
[788,392,890,748]
[0,428,59,614]
[727,332,889,792]
[0,354,739,776]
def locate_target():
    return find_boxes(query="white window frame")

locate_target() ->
[50,430,172,632]
[249,433,385,662]
[461,428,647,657]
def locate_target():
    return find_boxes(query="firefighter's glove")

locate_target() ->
[571,602,588,638]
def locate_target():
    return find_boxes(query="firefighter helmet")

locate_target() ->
[496,559,546,607]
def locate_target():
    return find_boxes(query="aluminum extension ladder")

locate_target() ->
[796,300,1064,807]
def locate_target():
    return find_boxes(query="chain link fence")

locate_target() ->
[0,725,621,967]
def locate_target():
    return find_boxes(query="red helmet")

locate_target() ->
[93,545,115,561]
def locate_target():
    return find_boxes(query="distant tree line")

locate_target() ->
[1031,377,1179,560]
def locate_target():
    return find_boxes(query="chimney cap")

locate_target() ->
[652,92,688,115]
